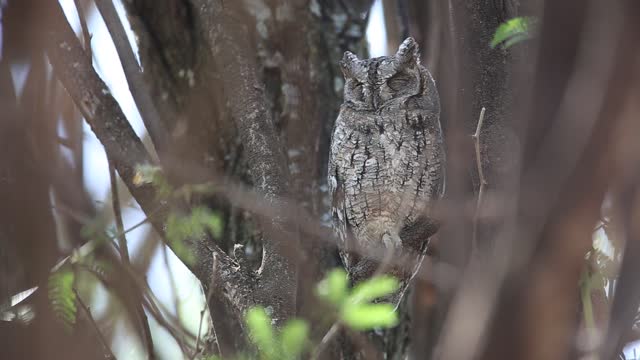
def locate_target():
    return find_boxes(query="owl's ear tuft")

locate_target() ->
[396,37,419,65]
[340,51,360,78]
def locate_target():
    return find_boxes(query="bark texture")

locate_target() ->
[122,0,377,355]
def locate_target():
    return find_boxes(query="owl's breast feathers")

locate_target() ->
[328,106,444,251]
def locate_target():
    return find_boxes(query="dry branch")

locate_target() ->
[94,0,169,151]
[44,2,256,314]
[478,1,640,359]
[471,106,486,252]
[73,288,117,360]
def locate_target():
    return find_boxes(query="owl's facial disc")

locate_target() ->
[374,59,421,108]
[340,40,425,111]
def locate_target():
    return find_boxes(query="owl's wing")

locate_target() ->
[328,135,356,270]
[399,216,440,253]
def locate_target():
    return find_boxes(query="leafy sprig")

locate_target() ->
[491,16,537,49]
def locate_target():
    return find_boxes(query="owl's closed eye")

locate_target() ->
[386,72,415,91]
[347,80,365,101]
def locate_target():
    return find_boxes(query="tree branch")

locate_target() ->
[44,2,255,313]
[108,161,155,359]
[94,0,169,151]
[73,288,117,360]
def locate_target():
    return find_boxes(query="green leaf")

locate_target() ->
[491,16,536,49]
[165,212,197,265]
[280,319,309,359]
[316,269,349,306]
[246,307,276,360]
[347,275,399,305]
[133,164,172,198]
[48,268,77,331]
[201,209,224,239]
[503,33,532,49]
[165,207,225,265]
[341,303,399,331]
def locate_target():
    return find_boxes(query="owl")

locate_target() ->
[328,37,445,306]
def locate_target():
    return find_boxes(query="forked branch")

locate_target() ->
[45,2,255,313]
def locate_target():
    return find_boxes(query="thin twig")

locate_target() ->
[80,263,195,354]
[51,202,158,272]
[109,161,130,262]
[73,0,92,57]
[194,254,222,359]
[94,0,168,150]
[161,244,193,358]
[471,107,487,253]
[141,297,194,356]
[162,245,182,322]
[108,160,155,359]
[70,0,91,185]
[46,2,248,315]
[73,288,117,360]
[312,322,342,360]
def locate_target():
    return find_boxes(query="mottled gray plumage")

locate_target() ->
[328,38,445,305]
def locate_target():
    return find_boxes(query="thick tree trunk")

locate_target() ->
[123,0,382,356]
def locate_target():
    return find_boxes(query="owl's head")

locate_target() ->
[340,37,432,111]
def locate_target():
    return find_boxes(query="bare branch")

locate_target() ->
[312,322,341,360]
[94,0,169,150]
[73,0,92,56]
[194,254,222,359]
[73,288,117,360]
[47,3,156,213]
[471,107,487,252]
[108,160,155,359]
[109,160,130,263]
[45,2,255,313]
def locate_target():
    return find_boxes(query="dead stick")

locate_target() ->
[471,107,487,252]
[74,288,117,360]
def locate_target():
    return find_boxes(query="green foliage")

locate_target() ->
[491,16,536,49]
[245,307,309,360]
[579,245,619,331]
[166,207,224,266]
[341,303,399,331]
[246,307,277,359]
[134,164,217,202]
[80,220,112,245]
[175,182,217,203]
[348,275,399,305]
[48,267,77,331]
[280,320,309,359]
[134,164,224,266]
[134,164,173,199]
[315,267,349,306]
[316,269,400,331]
